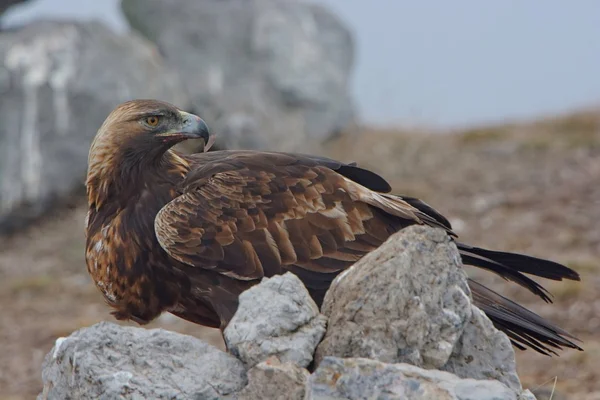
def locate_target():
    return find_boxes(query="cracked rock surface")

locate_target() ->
[315,225,524,391]
[37,322,246,400]
[315,225,473,369]
[308,357,535,400]
[224,272,327,369]
[234,357,309,400]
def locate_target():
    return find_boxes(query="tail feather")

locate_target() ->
[460,250,553,302]
[459,243,583,354]
[457,243,580,304]
[470,279,582,355]
[458,243,581,282]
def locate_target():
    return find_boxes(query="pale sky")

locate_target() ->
[3,0,600,128]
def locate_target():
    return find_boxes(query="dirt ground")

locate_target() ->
[1,110,599,399]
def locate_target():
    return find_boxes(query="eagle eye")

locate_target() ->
[144,116,161,127]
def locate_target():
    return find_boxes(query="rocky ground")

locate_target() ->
[1,110,599,399]
[37,229,535,400]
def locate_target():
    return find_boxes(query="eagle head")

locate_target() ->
[86,99,213,209]
[89,99,212,163]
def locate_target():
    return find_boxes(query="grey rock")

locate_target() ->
[38,321,247,400]
[121,0,355,152]
[0,20,189,233]
[315,225,473,369]
[307,357,521,400]
[224,272,327,369]
[441,306,522,391]
[315,225,527,392]
[36,225,535,399]
[235,356,309,400]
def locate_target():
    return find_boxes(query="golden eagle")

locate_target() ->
[85,100,581,355]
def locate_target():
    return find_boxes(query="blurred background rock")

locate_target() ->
[0,1,598,399]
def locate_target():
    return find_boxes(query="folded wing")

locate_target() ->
[154,152,434,286]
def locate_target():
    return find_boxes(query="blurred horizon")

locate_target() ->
[2,0,600,128]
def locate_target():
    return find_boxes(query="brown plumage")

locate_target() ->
[86,99,582,355]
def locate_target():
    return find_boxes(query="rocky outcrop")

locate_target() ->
[38,322,247,400]
[121,0,356,152]
[308,357,536,400]
[38,226,537,399]
[224,273,327,369]
[236,357,309,400]
[315,225,472,369]
[0,21,189,233]
[314,225,523,391]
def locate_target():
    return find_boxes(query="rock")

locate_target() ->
[315,225,526,392]
[121,0,356,152]
[235,357,309,400]
[315,225,472,369]
[0,21,189,233]
[224,272,327,369]
[37,226,537,399]
[38,321,247,400]
[442,306,522,391]
[307,357,523,400]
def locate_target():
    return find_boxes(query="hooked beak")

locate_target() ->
[156,111,215,152]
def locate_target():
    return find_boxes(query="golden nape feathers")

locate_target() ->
[85,99,582,355]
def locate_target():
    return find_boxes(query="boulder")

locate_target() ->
[307,357,535,400]
[224,272,327,369]
[315,225,472,368]
[235,357,309,400]
[0,20,189,233]
[38,322,247,400]
[121,0,356,152]
[314,225,523,391]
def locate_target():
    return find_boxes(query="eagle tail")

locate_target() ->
[469,279,582,355]
[456,242,581,303]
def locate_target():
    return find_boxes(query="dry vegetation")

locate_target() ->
[1,110,599,399]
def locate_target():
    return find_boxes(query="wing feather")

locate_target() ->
[155,153,432,282]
